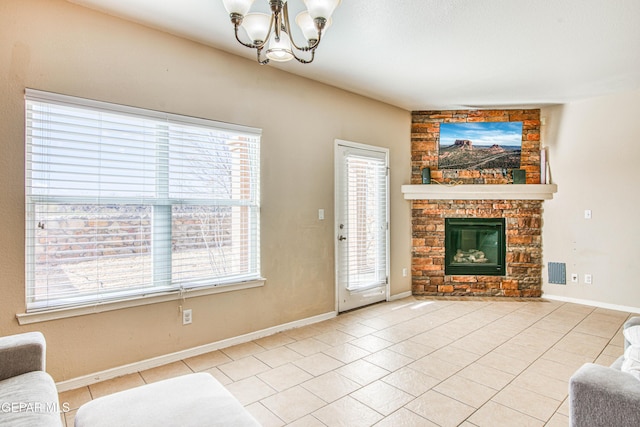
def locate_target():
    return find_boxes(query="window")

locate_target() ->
[25,89,261,312]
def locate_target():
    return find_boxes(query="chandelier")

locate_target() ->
[221,0,341,64]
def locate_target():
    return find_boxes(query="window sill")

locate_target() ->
[15,279,266,325]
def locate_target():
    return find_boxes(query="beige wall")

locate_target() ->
[0,0,412,381]
[541,88,640,309]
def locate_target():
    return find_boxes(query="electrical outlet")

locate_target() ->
[584,274,592,285]
[182,309,192,325]
[571,273,578,283]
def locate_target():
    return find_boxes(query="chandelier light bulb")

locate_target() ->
[266,31,294,62]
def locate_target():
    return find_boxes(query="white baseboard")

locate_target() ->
[389,291,413,301]
[544,294,640,315]
[56,310,337,392]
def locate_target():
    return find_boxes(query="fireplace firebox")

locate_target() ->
[445,218,506,276]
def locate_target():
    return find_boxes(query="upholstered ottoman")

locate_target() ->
[74,372,260,427]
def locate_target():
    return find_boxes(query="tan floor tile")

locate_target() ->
[261,386,326,423]
[336,323,378,338]
[258,363,313,391]
[552,332,609,358]
[434,375,497,408]
[139,360,192,384]
[540,348,594,368]
[322,342,371,363]
[381,366,439,396]
[221,341,266,360]
[476,350,530,375]
[293,352,344,376]
[226,376,276,405]
[594,353,619,366]
[429,345,481,366]
[201,366,232,385]
[63,409,76,427]
[602,343,624,357]
[312,396,384,427]
[468,401,543,427]
[449,333,506,355]
[405,390,475,427]
[350,380,414,416]
[493,341,545,364]
[315,330,356,346]
[286,337,332,356]
[457,362,515,390]
[182,350,232,371]
[88,373,145,399]
[58,386,91,411]
[286,414,326,427]
[557,397,570,416]
[372,408,437,427]
[371,325,420,343]
[408,355,465,380]
[244,402,285,427]
[218,355,271,381]
[335,359,389,386]
[527,357,581,382]
[253,332,296,350]
[363,348,413,371]
[284,325,325,341]
[409,330,455,349]
[64,299,630,427]
[546,412,570,427]
[511,370,568,401]
[301,371,361,403]
[387,340,435,360]
[255,346,303,368]
[492,384,561,421]
[349,335,394,353]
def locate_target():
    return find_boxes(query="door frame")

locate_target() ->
[334,139,390,313]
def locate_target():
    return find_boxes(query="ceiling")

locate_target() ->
[67,0,640,111]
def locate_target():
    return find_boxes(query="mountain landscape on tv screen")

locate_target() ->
[438,139,521,170]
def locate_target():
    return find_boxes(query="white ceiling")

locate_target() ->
[67,0,640,111]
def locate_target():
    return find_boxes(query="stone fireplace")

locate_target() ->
[404,109,556,298]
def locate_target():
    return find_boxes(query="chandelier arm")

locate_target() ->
[256,47,270,65]
[281,2,321,52]
[291,48,316,64]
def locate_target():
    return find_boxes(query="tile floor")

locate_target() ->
[59,297,632,426]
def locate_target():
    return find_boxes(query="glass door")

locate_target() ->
[335,140,389,312]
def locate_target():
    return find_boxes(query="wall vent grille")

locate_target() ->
[548,262,566,285]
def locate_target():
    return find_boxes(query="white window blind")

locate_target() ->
[339,151,388,291]
[25,89,261,311]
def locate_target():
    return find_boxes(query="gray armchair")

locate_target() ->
[569,317,640,427]
[0,332,63,426]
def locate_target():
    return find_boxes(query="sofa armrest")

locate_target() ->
[624,317,640,349]
[570,363,640,427]
[0,332,46,382]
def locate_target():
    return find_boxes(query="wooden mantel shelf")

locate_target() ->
[401,184,558,201]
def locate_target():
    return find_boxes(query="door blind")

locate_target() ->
[338,150,388,291]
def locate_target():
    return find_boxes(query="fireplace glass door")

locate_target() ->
[445,218,506,276]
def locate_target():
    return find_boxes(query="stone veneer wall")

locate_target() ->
[410,110,543,297]
[412,199,543,297]
[411,110,541,185]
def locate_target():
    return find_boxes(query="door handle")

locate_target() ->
[338,235,347,241]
